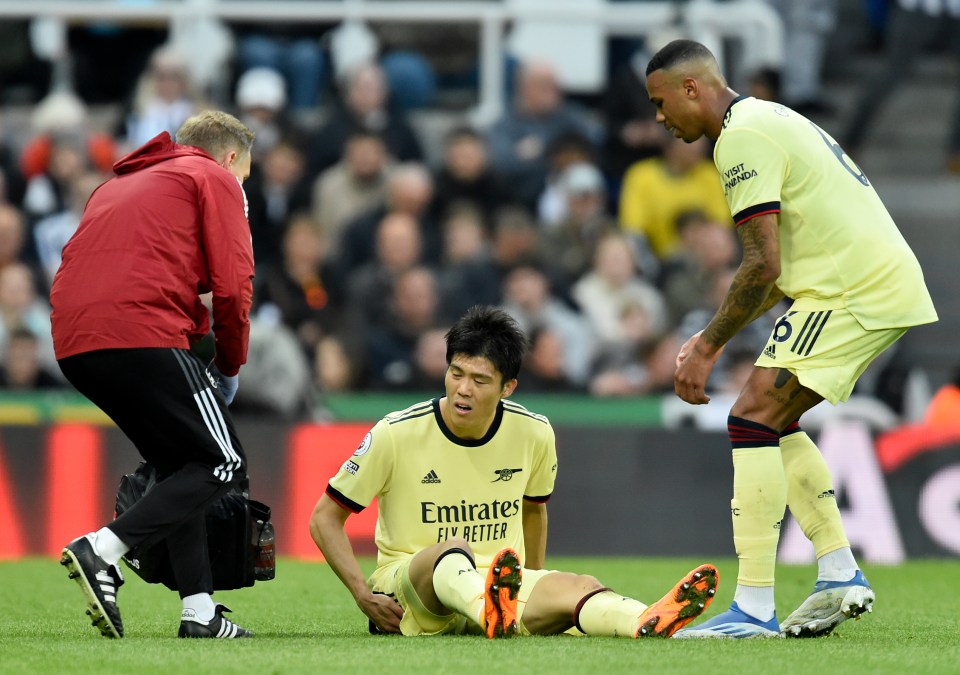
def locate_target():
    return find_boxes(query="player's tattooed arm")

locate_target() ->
[700,214,781,354]
[749,285,786,323]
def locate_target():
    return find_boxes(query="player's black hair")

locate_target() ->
[445,305,528,382]
[646,39,716,77]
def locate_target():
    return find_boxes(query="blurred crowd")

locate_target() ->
[0,4,928,419]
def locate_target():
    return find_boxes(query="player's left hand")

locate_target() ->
[359,592,404,634]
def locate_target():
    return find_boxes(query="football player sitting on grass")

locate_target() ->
[309,305,718,638]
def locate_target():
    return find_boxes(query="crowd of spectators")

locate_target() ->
[0,22,787,417]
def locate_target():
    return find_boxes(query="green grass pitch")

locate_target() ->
[2,557,958,674]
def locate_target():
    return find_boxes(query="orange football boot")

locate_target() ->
[635,564,719,638]
[484,548,523,638]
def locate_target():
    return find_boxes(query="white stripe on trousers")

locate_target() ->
[203,388,241,475]
[173,349,241,484]
[191,389,239,483]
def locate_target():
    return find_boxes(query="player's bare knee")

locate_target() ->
[730,400,763,423]
[730,401,793,432]
[548,572,602,595]
[433,538,475,566]
[438,537,472,555]
[576,574,604,594]
[731,391,781,429]
[730,384,765,418]
[731,367,819,430]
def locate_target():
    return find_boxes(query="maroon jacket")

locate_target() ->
[51,132,254,376]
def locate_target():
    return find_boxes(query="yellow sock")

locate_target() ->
[432,550,485,626]
[780,428,849,558]
[728,415,787,587]
[574,589,648,637]
[732,446,786,586]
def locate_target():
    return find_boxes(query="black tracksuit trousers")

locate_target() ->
[59,347,247,598]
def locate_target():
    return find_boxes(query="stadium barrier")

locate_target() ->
[6,0,783,123]
[1,417,958,561]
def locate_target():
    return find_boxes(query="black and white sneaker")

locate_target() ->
[60,534,125,639]
[179,604,253,639]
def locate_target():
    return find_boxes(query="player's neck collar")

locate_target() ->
[722,95,750,132]
[433,398,505,447]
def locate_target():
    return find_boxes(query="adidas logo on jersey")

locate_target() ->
[763,344,776,359]
[421,470,441,484]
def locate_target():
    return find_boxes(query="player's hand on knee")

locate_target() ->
[208,361,239,405]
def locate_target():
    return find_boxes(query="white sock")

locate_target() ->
[733,584,776,622]
[817,547,859,582]
[182,593,217,622]
[93,528,129,566]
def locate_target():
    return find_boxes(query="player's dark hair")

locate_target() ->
[445,305,528,382]
[646,39,716,77]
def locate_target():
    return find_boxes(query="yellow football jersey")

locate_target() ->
[326,398,557,570]
[714,96,937,330]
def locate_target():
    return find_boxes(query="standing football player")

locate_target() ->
[644,40,937,638]
[310,305,719,638]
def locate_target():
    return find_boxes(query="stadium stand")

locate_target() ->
[0,0,953,424]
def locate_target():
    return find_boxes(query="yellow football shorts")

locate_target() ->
[755,301,907,405]
[369,559,556,636]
